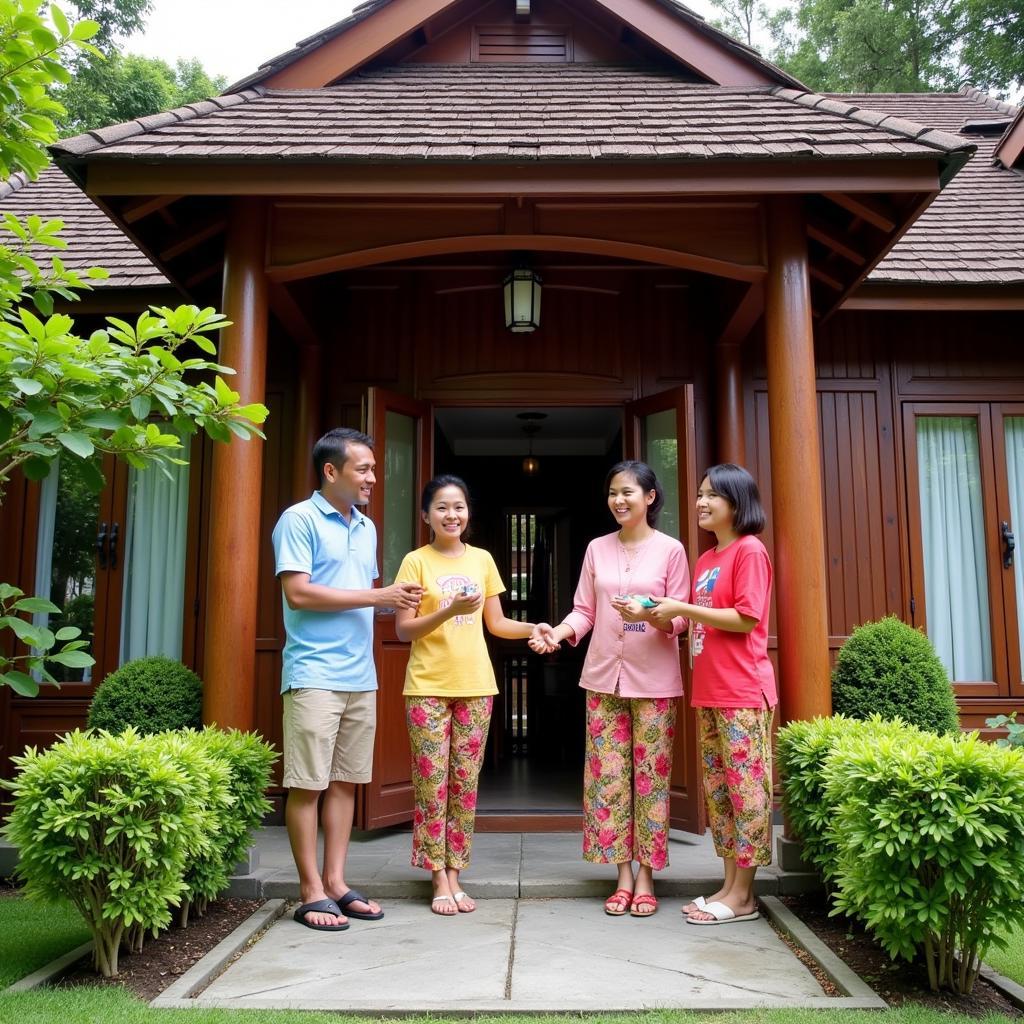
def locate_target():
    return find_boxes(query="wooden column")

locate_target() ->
[715,340,746,466]
[203,198,269,731]
[764,197,832,723]
[291,344,324,501]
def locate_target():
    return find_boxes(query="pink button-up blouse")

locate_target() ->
[561,530,690,698]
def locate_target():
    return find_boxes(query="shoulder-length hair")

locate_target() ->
[703,463,766,536]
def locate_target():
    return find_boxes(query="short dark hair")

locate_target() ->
[421,475,472,539]
[313,427,374,483]
[604,460,664,528]
[703,463,766,535]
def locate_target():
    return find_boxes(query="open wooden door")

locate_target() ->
[624,385,703,835]
[357,387,433,829]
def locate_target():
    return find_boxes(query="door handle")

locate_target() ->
[1002,521,1015,569]
[109,522,120,570]
[96,522,108,569]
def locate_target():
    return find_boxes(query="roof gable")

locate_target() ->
[229,0,800,91]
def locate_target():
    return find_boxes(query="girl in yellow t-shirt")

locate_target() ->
[395,475,539,916]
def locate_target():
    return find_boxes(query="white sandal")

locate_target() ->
[452,890,475,913]
[431,894,457,916]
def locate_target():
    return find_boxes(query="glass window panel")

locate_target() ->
[917,416,992,681]
[642,409,679,540]
[383,410,416,585]
[40,456,102,683]
[1005,417,1024,671]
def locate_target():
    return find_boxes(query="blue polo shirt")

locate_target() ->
[271,491,379,694]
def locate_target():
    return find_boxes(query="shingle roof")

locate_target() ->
[53,64,970,165]
[0,166,168,289]
[828,90,1024,285]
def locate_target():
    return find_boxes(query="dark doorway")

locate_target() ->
[432,408,623,813]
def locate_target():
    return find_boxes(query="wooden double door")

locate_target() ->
[356,385,704,834]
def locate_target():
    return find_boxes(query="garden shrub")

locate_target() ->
[777,714,923,881]
[831,616,959,734]
[87,656,202,734]
[3,728,207,977]
[823,727,1024,994]
[986,711,1024,749]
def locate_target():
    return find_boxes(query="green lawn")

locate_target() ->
[0,1000,1019,1024]
[0,890,91,988]
[987,921,1024,985]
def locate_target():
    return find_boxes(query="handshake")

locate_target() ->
[528,622,560,654]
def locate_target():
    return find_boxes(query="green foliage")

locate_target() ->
[3,728,201,976]
[777,714,923,880]
[825,729,1024,994]
[831,616,960,735]
[64,0,151,49]
[765,0,960,93]
[87,655,202,734]
[779,713,1024,995]
[55,52,227,135]
[0,580,91,696]
[986,711,1024,749]
[3,725,276,976]
[0,1,100,180]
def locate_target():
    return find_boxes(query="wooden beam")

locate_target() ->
[713,281,762,466]
[764,196,831,725]
[587,0,782,85]
[268,281,321,348]
[159,218,226,261]
[823,192,896,233]
[263,0,463,87]
[843,284,1024,310]
[82,158,943,199]
[121,194,183,224]
[809,264,844,291]
[184,262,222,288]
[807,218,867,266]
[202,197,268,734]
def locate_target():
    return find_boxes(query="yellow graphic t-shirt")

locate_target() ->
[395,544,504,697]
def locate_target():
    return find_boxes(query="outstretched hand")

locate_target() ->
[648,596,681,629]
[378,581,424,610]
[529,622,560,653]
[611,595,647,623]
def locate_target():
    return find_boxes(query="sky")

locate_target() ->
[123,0,731,85]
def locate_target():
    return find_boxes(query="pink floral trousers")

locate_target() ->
[582,692,676,869]
[697,706,774,868]
[406,695,493,871]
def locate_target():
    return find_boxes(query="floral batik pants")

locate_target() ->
[697,705,774,868]
[582,692,676,869]
[406,695,493,871]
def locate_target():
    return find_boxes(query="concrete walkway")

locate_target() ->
[150,827,886,1012]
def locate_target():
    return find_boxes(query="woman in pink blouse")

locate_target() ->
[530,460,689,917]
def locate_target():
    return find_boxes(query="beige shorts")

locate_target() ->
[282,688,377,790]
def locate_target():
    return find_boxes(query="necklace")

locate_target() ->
[617,532,652,597]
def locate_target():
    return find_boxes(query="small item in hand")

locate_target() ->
[613,594,629,602]
[461,583,480,596]
[632,594,657,608]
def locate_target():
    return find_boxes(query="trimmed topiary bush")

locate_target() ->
[88,656,202,734]
[831,616,959,734]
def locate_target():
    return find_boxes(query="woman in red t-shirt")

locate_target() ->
[649,463,776,926]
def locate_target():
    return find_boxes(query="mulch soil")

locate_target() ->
[777,893,1023,1019]
[54,897,261,1002]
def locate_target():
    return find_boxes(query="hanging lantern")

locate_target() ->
[504,266,542,333]
[517,412,546,476]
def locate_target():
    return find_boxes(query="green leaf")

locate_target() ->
[47,650,95,669]
[78,458,106,494]
[22,457,53,481]
[82,410,127,430]
[12,376,44,395]
[130,395,152,421]
[57,432,95,458]
[1,671,39,697]
[0,407,13,444]
[54,626,82,641]
[12,597,61,614]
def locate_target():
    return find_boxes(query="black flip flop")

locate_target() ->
[339,888,384,920]
[293,898,349,931]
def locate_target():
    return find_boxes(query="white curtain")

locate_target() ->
[31,459,63,679]
[119,454,190,663]
[1006,417,1024,673]
[917,416,992,681]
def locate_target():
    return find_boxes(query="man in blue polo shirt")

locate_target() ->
[272,427,423,931]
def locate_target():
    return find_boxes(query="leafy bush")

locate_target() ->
[986,711,1024,749]
[777,714,923,881]
[824,728,1024,994]
[87,656,202,734]
[831,616,959,734]
[3,729,203,976]
[172,728,276,925]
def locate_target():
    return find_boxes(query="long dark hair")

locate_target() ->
[703,463,766,535]
[421,475,473,539]
[604,460,664,528]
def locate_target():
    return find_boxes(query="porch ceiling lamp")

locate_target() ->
[504,263,542,333]
[518,411,546,476]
